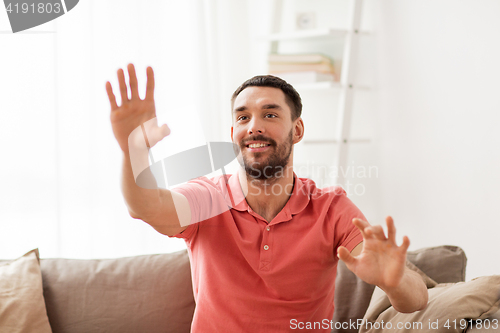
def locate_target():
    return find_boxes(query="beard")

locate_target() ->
[236,129,293,181]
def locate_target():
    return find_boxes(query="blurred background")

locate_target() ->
[1,0,499,281]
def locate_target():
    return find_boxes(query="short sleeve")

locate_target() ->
[169,176,231,241]
[169,223,198,240]
[331,191,365,253]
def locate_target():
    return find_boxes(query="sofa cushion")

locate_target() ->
[0,249,52,333]
[331,245,467,333]
[360,275,500,333]
[467,308,500,332]
[406,245,467,283]
[40,250,195,333]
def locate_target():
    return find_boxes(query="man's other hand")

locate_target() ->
[337,216,408,291]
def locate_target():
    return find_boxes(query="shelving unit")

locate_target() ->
[266,0,368,187]
[264,28,348,41]
[263,28,369,42]
[293,81,341,91]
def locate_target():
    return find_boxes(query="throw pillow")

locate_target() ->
[0,249,52,333]
[405,260,438,288]
[360,275,500,333]
[332,245,466,333]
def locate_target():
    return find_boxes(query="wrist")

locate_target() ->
[379,278,404,297]
[380,269,429,313]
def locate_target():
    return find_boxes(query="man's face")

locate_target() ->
[231,86,303,180]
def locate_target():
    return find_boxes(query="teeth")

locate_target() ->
[248,143,269,148]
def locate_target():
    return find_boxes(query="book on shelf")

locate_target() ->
[274,71,337,85]
[267,53,337,82]
[268,53,333,64]
[268,62,335,74]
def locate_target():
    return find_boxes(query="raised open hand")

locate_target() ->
[337,216,409,291]
[106,64,170,153]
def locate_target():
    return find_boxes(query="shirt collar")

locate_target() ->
[225,170,310,217]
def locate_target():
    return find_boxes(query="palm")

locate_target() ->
[106,64,169,153]
[110,97,157,152]
[338,217,409,291]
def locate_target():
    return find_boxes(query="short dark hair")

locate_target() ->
[231,75,302,120]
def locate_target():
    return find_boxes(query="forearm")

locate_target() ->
[382,267,428,313]
[121,150,167,221]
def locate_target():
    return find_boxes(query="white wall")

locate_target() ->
[244,0,500,280]
[0,0,208,259]
[370,0,500,280]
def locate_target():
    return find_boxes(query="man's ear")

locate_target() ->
[231,126,234,142]
[293,117,304,144]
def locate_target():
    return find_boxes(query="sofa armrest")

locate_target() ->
[466,309,500,332]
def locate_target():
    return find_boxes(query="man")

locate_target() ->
[106,64,428,332]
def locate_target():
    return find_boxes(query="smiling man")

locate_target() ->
[230,79,301,223]
[106,64,428,332]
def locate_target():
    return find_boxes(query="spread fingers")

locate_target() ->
[105,81,118,110]
[386,216,396,244]
[145,66,155,100]
[117,68,129,104]
[127,64,140,99]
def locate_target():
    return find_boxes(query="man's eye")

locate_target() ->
[266,114,277,118]
[238,116,248,121]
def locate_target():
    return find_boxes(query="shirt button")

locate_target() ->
[263,245,269,250]
[266,227,270,231]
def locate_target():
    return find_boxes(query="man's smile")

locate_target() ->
[245,143,272,152]
[242,140,273,153]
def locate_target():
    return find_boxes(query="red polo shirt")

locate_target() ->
[170,172,364,332]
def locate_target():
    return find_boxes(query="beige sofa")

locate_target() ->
[2,245,499,332]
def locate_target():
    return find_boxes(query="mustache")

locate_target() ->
[241,135,276,147]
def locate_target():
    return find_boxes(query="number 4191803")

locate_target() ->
[444,319,499,330]
[6,2,62,14]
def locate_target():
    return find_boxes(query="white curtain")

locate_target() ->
[0,0,244,259]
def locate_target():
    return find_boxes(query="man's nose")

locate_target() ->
[247,118,264,135]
